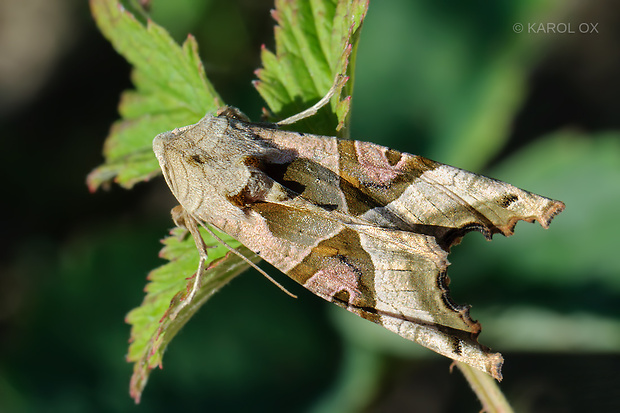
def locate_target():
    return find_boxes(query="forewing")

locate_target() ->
[255,128,565,250]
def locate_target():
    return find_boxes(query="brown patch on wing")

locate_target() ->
[499,194,519,208]
[263,158,345,210]
[226,158,277,209]
[384,148,402,166]
[287,228,380,323]
[333,289,351,305]
[251,202,341,247]
[243,155,263,169]
[226,192,249,209]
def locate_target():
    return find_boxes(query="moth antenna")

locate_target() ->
[196,220,298,299]
[277,74,348,125]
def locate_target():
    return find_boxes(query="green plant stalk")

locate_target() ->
[456,361,514,413]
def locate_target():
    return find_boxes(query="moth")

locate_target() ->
[152,85,564,380]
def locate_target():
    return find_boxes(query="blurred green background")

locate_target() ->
[1,0,619,411]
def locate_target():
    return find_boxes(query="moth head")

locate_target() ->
[152,119,216,203]
[153,115,221,170]
[152,114,254,214]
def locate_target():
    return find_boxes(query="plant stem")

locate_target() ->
[456,362,514,413]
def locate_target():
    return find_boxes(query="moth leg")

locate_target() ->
[170,206,209,319]
[277,74,348,125]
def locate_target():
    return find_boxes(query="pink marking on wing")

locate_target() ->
[265,130,340,170]
[354,141,409,185]
[304,263,362,305]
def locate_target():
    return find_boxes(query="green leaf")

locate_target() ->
[254,0,369,136]
[87,0,221,190]
[350,1,556,170]
[125,226,255,403]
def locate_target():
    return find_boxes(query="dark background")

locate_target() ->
[1,0,619,411]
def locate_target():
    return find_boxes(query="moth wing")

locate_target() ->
[241,129,565,379]
[244,192,503,379]
[258,129,565,246]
